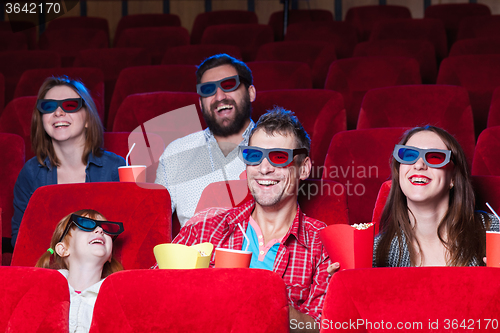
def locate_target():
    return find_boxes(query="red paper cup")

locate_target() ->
[118,165,146,182]
[214,248,252,268]
[486,231,500,267]
[319,224,374,270]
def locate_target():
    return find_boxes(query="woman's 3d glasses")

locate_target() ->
[393,144,452,168]
[240,146,308,167]
[196,75,242,97]
[59,214,124,242]
[37,98,83,114]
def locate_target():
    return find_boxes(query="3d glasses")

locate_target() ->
[37,98,83,114]
[240,146,308,167]
[393,144,452,168]
[59,214,124,242]
[196,75,242,97]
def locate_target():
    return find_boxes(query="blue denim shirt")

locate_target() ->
[11,150,125,246]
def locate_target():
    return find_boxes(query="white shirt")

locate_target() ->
[58,269,105,333]
[155,122,253,227]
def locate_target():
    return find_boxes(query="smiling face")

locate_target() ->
[60,214,113,267]
[246,128,310,210]
[399,131,454,209]
[41,85,87,147]
[199,64,255,137]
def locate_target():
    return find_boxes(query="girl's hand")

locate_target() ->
[327,262,340,276]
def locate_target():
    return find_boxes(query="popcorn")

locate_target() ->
[351,223,374,230]
[198,250,208,257]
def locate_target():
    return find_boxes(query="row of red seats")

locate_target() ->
[2,51,500,132]
[1,266,289,332]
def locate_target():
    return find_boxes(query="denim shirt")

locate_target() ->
[11,150,125,246]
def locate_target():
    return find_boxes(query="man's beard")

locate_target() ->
[202,94,252,137]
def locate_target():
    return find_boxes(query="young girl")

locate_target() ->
[11,76,126,247]
[36,209,124,333]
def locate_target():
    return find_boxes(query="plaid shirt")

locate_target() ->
[171,199,332,322]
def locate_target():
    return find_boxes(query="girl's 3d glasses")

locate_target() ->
[393,144,452,168]
[196,75,242,97]
[37,98,83,114]
[59,214,124,242]
[240,146,308,167]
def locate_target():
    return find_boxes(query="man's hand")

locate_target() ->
[289,306,319,333]
[327,262,340,276]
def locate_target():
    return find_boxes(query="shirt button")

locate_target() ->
[259,242,264,246]
[258,235,263,239]
[260,251,264,255]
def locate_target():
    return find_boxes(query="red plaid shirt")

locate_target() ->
[172,199,332,322]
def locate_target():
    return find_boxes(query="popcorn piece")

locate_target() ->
[351,223,374,230]
[198,250,208,257]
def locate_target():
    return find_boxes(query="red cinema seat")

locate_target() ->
[39,29,108,67]
[324,56,421,129]
[437,54,500,138]
[0,21,37,50]
[114,13,181,45]
[357,85,476,167]
[252,89,345,172]
[354,39,437,84]
[472,175,500,213]
[0,96,36,160]
[487,87,500,128]
[0,31,27,51]
[370,18,448,61]
[0,50,60,106]
[321,267,500,333]
[457,15,500,41]
[285,21,358,59]
[322,128,409,224]
[268,9,334,41]
[450,37,500,57]
[190,10,258,45]
[344,5,412,42]
[47,16,109,37]
[472,127,500,176]
[0,134,24,249]
[256,41,337,88]
[371,180,391,232]
[298,179,349,226]
[201,24,273,62]
[162,44,242,65]
[108,65,197,129]
[11,182,172,270]
[14,67,105,123]
[0,267,69,332]
[90,269,289,333]
[247,61,312,91]
[74,48,151,123]
[425,3,491,47]
[115,27,189,65]
[112,92,204,141]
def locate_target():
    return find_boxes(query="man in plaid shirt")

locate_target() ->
[173,107,332,332]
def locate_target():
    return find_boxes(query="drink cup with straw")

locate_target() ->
[118,143,147,182]
[214,223,252,268]
[486,202,500,267]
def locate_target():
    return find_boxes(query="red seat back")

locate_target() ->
[114,13,181,45]
[450,37,500,57]
[268,9,333,41]
[457,15,500,41]
[247,61,312,91]
[191,10,258,44]
[12,182,172,270]
[90,269,288,333]
[325,56,421,129]
[357,85,476,167]
[162,44,242,65]
[0,267,69,332]
[472,127,500,176]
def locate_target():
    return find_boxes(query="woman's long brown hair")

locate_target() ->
[375,126,488,267]
[35,209,123,278]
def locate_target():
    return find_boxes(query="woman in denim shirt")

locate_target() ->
[11,76,125,247]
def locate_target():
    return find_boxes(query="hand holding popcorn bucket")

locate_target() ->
[319,223,375,270]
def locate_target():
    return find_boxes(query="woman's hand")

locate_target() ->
[327,262,340,276]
